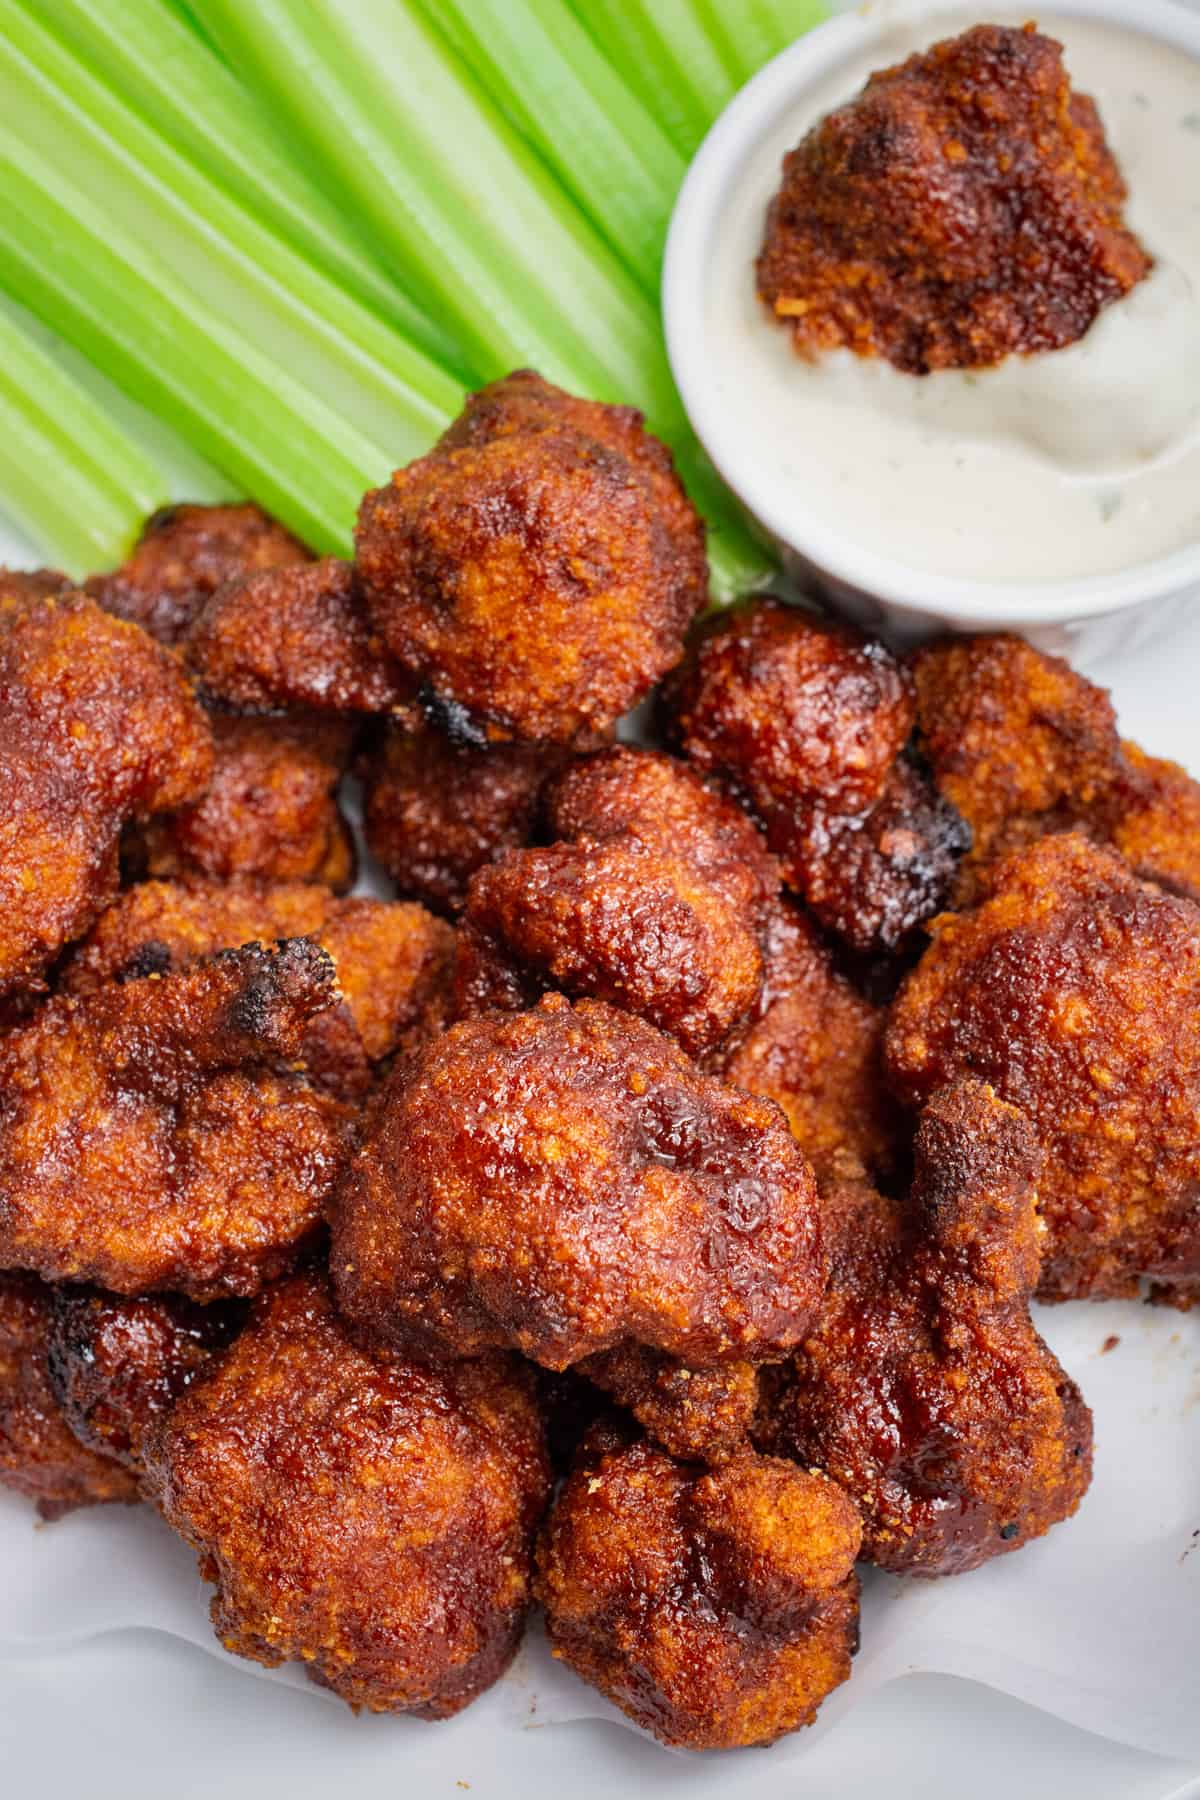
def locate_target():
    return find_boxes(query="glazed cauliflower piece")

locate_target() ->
[536,1420,861,1749]
[64,878,454,1102]
[664,599,966,953]
[355,371,708,745]
[887,833,1200,1302]
[147,1271,550,1717]
[456,748,778,1058]
[0,941,346,1300]
[0,588,212,998]
[757,24,1150,372]
[762,1081,1093,1574]
[0,1272,139,1518]
[333,994,826,1370]
[46,1288,244,1475]
[87,501,310,646]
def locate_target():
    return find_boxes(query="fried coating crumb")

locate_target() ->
[1108,741,1200,903]
[577,1345,759,1464]
[537,1421,861,1749]
[148,1271,549,1717]
[0,1272,138,1517]
[911,632,1121,890]
[0,940,346,1300]
[887,834,1200,1302]
[87,503,310,646]
[455,748,776,1057]
[766,755,971,956]
[664,600,964,951]
[716,900,901,1183]
[132,711,355,891]
[666,598,913,815]
[355,371,708,744]
[64,878,454,1100]
[0,567,70,603]
[360,721,574,917]
[333,994,826,1369]
[47,1288,244,1473]
[758,24,1151,373]
[0,590,213,997]
[187,558,411,715]
[761,1082,1093,1575]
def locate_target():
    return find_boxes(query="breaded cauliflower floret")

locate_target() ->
[47,1288,244,1474]
[360,721,576,917]
[456,750,777,1058]
[87,501,310,646]
[887,834,1200,1302]
[716,899,901,1184]
[147,1271,550,1717]
[187,557,411,716]
[0,589,212,997]
[0,1272,139,1518]
[758,24,1150,372]
[333,994,826,1369]
[664,600,965,952]
[64,878,454,1101]
[0,940,345,1300]
[355,371,708,745]
[133,711,355,892]
[537,1421,861,1749]
[761,1081,1093,1574]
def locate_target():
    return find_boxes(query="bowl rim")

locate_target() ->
[662,0,1200,623]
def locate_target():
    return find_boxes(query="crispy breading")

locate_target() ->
[0,589,212,997]
[360,722,576,917]
[64,878,454,1101]
[536,1421,861,1749]
[147,1272,550,1717]
[87,502,310,646]
[0,1272,139,1518]
[758,24,1150,372]
[761,1082,1093,1574]
[0,941,346,1300]
[887,834,1200,1301]
[716,900,901,1183]
[132,710,355,891]
[355,371,707,744]
[333,994,826,1369]
[47,1288,244,1473]
[664,600,964,953]
[455,748,776,1057]
[187,558,411,715]
[577,1345,759,1464]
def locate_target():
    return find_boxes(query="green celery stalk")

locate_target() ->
[700,0,830,86]
[418,0,685,294]
[0,131,396,552]
[0,300,168,575]
[0,1,461,482]
[35,0,469,381]
[191,0,771,596]
[566,0,738,159]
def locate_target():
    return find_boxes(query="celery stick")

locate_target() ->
[566,0,738,159]
[0,126,403,553]
[35,0,469,380]
[700,0,830,86]
[0,290,238,507]
[419,0,685,294]
[0,300,168,574]
[192,0,771,596]
[0,0,461,473]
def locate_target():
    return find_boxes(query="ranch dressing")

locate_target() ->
[705,8,1200,582]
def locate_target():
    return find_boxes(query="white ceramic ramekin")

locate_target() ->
[663,0,1200,658]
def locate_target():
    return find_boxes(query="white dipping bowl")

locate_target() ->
[663,0,1200,657]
